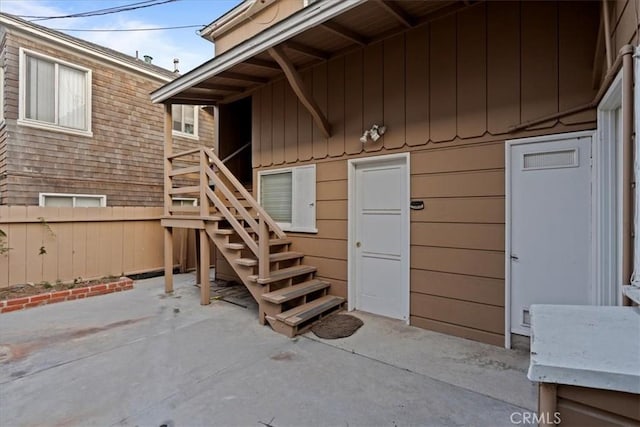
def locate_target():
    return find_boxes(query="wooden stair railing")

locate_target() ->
[166,147,346,337]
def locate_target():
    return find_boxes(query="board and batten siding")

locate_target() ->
[0,30,215,206]
[250,1,601,345]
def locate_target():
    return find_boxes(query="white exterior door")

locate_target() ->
[508,134,593,336]
[351,155,409,321]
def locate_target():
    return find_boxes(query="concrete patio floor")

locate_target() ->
[0,273,535,427]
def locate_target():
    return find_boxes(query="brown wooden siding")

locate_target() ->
[556,385,640,426]
[249,2,600,345]
[1,31,215,206]
[214,0,304,56]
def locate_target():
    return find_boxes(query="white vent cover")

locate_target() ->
[523,149,578,170]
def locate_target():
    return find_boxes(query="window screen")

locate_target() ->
[260,171,293,223]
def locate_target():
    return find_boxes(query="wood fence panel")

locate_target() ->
[0,206,178,288]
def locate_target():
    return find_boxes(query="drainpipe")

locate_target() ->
[602,0,613,70]
[510,45,634,132]
[621,45,635,291]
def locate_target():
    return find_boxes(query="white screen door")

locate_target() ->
[352,156,409,321]
[508,134,593,336]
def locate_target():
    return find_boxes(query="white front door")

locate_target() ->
[350,155,409,321]
[508,133,593,336]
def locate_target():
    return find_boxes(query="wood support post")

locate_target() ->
[538,383,557,426]
[199,229,210,305]
[164,227,173,293]
[163,103,173,217]
[258,215,270,281]
[195,230,201,285]
[268,45,332,138]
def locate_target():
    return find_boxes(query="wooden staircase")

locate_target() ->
[162,146,344,337]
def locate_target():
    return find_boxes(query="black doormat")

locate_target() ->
[311,313,363,339]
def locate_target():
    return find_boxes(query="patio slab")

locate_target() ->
[0,273,532,426]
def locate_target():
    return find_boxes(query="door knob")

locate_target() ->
[511,255,519,261]
[356,242,361,248]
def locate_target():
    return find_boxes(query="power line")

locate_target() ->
[51,24,206,32]
[18,0,179,21]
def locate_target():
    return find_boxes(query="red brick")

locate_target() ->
[30,294,51,303]
[25,301,46,308]
[0,301,6,308]
[1,305,24,313]
[48,297,66,304]
[7,297,30,306]
[71,287,90,295]
[107,283,118,290]
[123,284,134,290]
[90,284,107,292]
[77,294,86,299]
[86,291,107,297]
[51,290,71,298]
[67,295,77,301]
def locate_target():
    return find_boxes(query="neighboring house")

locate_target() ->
[152,0,638,348]
[0,13,215,206]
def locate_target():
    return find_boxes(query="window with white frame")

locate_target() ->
[39,193,106,207]
[172,104,198,138]
[172,197,197,206]
[19,49,91,135]
[258,165,316,233]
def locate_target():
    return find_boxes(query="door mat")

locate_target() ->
[311,313,363,339]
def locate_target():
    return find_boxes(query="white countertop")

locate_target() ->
[527,304,640,394]
[623,285,640,305]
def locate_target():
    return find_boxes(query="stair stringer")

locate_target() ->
[204,222,271,323]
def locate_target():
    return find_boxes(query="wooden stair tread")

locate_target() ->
[276,295,344,326]
[213,229,235,235]
[269,238,291,246]
[262,279,329,304]
[248,265,316,284]
[235,251,304,267]
[224,243,245,250]
[163,215,222,221]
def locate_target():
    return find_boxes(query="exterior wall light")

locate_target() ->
[360,124,387,143]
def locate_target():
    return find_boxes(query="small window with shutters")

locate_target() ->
[258,165,316,233]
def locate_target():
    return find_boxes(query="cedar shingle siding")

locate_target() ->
[0,28,215,206]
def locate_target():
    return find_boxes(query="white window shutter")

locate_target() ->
[292,165,316,232]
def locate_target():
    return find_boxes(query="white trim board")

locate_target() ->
[596,70,624,305]
[347,152,410,323]
[504,130,597,349]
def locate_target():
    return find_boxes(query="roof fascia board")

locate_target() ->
[200,0,276,41]
[0,15,173,82]
[151,0,367,103]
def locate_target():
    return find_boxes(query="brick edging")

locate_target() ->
[0,278,134,314]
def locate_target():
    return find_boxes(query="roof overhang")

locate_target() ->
[151,0,469,111]
[151,0,366,104]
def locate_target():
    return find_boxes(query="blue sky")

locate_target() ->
[1,0,243,72]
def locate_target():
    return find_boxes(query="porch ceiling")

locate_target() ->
[151,0,465,106]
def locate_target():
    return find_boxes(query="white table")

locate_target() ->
[528,305,640,426]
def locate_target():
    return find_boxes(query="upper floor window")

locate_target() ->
[172,104,198,138]
[39,193,106,207]
[19,48,92,136]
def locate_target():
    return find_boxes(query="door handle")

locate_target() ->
[511,255,519,261]
[356,242,361,248]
